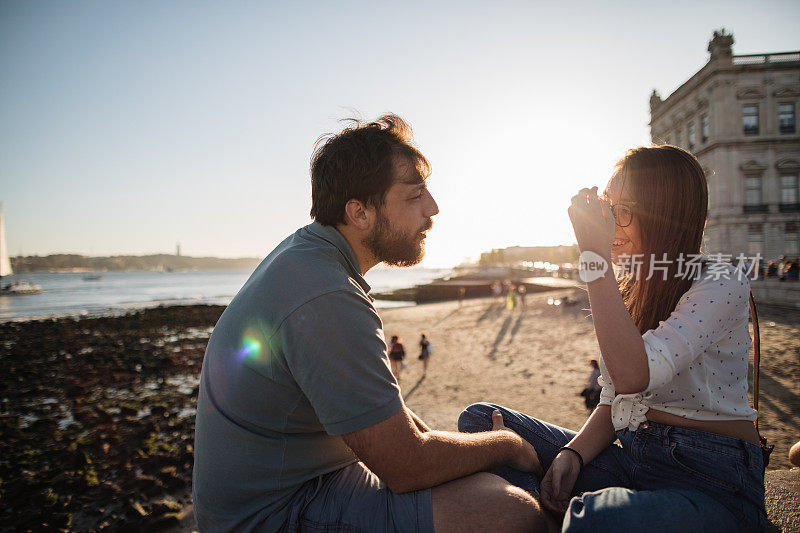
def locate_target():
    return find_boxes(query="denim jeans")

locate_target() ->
[458,402,767,532]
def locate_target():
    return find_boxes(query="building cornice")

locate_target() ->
[692,137,800,157]
[650,52,800,124]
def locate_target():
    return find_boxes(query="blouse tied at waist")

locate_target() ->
[597,370,650,431]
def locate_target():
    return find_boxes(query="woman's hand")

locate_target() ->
[491,410,543,477]
[540,449,582,514]
[568,186,615,258]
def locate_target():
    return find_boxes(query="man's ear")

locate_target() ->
[343,199,375,231]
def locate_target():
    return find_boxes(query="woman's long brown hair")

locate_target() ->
[615,146,708,334]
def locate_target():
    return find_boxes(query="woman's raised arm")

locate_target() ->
[568,187,649,394]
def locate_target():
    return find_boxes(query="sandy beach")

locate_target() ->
[390,290,800,471]
[2,291,798,530]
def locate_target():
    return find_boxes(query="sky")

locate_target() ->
[1,1,799,268]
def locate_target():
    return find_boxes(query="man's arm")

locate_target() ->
[408,408,430,432]
[342,405,538,493]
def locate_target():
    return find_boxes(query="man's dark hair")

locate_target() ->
[310,114,431,226]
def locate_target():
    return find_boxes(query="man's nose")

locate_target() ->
[425,190,439,217]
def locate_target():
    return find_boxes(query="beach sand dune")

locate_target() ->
[382,290,800,471]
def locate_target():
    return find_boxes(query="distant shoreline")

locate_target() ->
[7,267,257,274]
[10,253,262,273]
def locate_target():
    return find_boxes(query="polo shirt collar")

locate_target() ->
[306,222,372,295]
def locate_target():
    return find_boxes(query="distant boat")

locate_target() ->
[82,274,104,281]
[1,279,43,295]
[0,204,42,296]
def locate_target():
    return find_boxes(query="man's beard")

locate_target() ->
[364,211,432,267]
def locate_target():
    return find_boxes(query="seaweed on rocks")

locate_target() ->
[0,304,224,531]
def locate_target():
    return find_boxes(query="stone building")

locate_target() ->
[649,30,800,263]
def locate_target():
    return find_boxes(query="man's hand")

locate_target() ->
[491,410,542,478]
[540,450,581,514]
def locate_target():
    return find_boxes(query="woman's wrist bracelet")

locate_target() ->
[559,446,585,469]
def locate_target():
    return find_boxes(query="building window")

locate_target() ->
[743,105,759,135]
[779,103,796,134]
[780,174,800,212]
[782,175,799,204]
[786,222,799,255]
[745,176,762,205]
[688,122,696,150]
[748,223,763,255]
[700,115,709,143]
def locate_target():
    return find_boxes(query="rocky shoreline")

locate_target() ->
[0,305,225,531]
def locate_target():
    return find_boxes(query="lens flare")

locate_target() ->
[238,328,263,361]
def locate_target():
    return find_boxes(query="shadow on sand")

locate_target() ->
[402,374,427,401]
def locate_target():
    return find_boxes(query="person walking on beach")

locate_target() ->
[460,145,767,531]
[517,283,527,310]
[492,281,502,303]
[418,333,432,376]
[506,284,517,310]
[388,334,406,380]
[193,115,546,533]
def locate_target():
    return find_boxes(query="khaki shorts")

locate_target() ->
[286,462,434,532]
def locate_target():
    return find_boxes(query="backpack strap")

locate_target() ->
[749,291,774,469]
[749,291,761,421]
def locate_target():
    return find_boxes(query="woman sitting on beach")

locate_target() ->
[579,358,601,412]
[459,145,767,531]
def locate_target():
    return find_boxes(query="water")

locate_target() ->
[0,267,452,321]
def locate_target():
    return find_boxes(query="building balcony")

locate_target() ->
[743,204,769,213]
[779,203,800,213]
[732,52,800,65]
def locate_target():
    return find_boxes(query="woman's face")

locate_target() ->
[604,172,643,264]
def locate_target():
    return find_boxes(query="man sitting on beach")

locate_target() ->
[192,115,547,532]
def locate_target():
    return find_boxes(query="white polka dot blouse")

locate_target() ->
[598,261,758,431]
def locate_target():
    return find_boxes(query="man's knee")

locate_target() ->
[457,402,497,432]
[491,481,543,526]
[433,472,547,533]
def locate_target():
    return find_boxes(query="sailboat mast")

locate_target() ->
[0,203,13,277]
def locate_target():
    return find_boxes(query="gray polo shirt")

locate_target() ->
[193,222,403,532]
